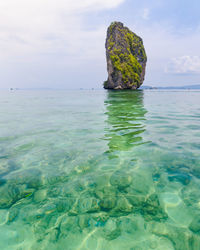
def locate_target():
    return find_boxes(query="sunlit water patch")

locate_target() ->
[0,90,200,249]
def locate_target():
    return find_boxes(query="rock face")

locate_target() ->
[104,22,147,90]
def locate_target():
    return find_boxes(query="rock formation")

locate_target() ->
[104,22,147,90]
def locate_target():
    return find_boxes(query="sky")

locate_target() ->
[0,0,200,89]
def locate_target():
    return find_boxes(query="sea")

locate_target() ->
[0,89,200,250]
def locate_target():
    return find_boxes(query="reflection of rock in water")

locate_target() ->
[104,90,147,153]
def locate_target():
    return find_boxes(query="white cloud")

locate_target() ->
[0,0,125,61]
[142,8,150,20]
[165,56,200,74]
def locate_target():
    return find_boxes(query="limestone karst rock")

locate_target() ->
[104,22,147,90]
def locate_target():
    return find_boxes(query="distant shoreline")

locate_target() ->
[140,84,200,90]
[1,84,200,91]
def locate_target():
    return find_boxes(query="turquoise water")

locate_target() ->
[0,89,200,249]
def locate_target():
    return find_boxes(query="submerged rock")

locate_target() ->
[78,197,100,213]
[93,212,109,225]
[100,197,116,211]
[48,227,60,242]
[110,196,133,216]
[103,219,121,241]
[181,186,200,209]
[0,160,18,179]
[78,215,90,230]
[7,168,42,188]
[69,196,100,215]
[125,173,152,207]
[115,196,133,212]
[7,207,19,223]
[189,217,200,233]
[119,215,141,234]
[96,186,117,211]
[141,194,168,221]
[34,189,47,203]
[55,198,74,213]
[60,215,78,235]
[95,186,116,200]
[104,21,147,90]
[168,172,191,185]
[149,222,200,249]
[110,171,132,190]
[0,184,34,209]
[191,167,200,179]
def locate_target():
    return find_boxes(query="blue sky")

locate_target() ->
[0,0,200,89]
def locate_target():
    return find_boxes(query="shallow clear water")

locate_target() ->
[0,89,200,249]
